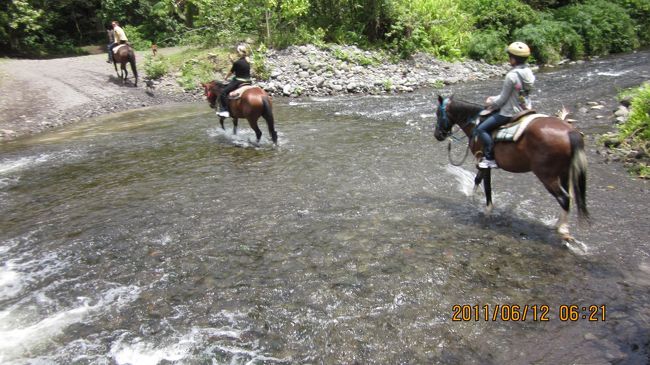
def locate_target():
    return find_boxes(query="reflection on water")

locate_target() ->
[1,50,650,364]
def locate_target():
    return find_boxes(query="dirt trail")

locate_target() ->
[0,48,199,141]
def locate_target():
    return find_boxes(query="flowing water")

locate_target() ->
[1,50,650,364]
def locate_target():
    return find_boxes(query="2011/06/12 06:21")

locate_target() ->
[451,304,607,322]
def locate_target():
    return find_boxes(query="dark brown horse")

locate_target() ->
[112,44,138,87]
[202,80,277,144]
[433,95,588,241]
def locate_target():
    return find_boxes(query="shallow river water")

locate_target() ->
[1,50,650,364]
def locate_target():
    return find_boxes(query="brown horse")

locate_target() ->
[202,80,277,144]
[112,44,138,87]
[433,95,588,241]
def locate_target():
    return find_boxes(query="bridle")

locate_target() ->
[437,97,473,139]
[436,97,478,166]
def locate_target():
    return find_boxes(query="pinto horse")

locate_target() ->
[202,80,277,144]
[433,95,588,241]
[112,44,138,87]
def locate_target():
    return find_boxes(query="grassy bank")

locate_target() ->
[602,82,650,178]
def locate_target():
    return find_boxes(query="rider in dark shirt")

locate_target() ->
[217,44,252,118]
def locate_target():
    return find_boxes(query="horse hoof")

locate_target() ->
[484,203,493,216]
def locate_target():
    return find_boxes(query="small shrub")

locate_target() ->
[383,79,393,92]
[512,19,584,64]
[177,58,215,90]
[144,55,169,79]
[466,29,507,63]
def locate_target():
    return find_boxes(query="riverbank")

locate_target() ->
[0,44,511,142]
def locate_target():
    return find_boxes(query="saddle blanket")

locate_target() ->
[112,44,127,53]
[494,113,547,142]
[228,85,255,99]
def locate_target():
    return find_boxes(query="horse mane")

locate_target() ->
[448,95,483,122]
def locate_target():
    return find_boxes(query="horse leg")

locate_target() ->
[483,168,493,215]
[541,175,573,241]
[219,117,226,130]
[114,60,119,77]
[248,118,262,142]
[473,169,485,194]
[122,63,128,84]
[232,118,238,135]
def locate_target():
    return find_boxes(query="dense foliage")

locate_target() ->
[1,0,649,62]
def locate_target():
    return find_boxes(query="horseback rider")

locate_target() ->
[108,21,128,62]
[106,24,115,63]
[217,44,252,118]
[476,41,535,169]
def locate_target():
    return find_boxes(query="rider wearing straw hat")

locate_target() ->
[476,41,535,169]
[217,44,252,118]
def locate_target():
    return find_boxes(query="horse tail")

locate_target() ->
[568,130,589,221]
[129,50,138,86]
[262,95,278,144]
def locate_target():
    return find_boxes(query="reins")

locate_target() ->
[447,131,471,166]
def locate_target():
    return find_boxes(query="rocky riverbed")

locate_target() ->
[256,44,508,96]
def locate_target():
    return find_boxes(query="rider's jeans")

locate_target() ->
[475,113,510,160]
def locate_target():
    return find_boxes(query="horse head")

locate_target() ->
[434,95,453,141]
[202,80,225,109]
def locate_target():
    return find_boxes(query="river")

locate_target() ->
[1,50,649,364]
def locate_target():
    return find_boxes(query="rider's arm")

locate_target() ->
[487,73,516,109]
[225,61,238,80]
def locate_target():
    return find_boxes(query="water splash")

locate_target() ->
[0,285,141,362]
[563,239,590,256]
[444,165,476,197]
[206,127,280,149]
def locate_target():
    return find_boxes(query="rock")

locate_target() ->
[614,106,629,117]
[282,84,294,96]
[313,76,325,87]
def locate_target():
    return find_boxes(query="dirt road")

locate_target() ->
[0,48,200,141]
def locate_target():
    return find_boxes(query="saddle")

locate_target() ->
[228,84,255,99]
[112,44,127,53]
[492,110,547,142]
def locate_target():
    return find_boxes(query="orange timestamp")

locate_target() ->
[451,304,606,322]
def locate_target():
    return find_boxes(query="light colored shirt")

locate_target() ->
[113,25,128,43]
[487,65,535,117]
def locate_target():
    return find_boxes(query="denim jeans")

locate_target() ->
[475,113,510,160]
[220,80,245,111]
